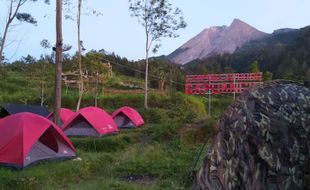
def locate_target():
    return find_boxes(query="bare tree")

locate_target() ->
[39,39,52,106]
[0,0,42,65]
[54,0,63,126]
[62,0,101,111]
[76,0,84,111]
[129,0,186,109]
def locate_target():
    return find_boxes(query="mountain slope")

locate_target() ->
[184,26,310,80]
[168,19,268,65]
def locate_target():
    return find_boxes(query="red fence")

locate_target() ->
[185,72,263,95]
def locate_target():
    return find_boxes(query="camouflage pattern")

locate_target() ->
[193,80,310,190]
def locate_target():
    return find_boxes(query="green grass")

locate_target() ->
[0,125,201,190]
[0,98,233,190]
[0,69,234,190]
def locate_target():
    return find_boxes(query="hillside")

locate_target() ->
[0,55,234,189]
[0,50,186,106]
[168,19,267,65]
[236,27,300,52]
[184,26,310,81]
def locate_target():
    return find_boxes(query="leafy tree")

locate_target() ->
[0,0,49,65]
[21,54,36,64]
[283,69,295,80]
[83,52,111,76]
[224,65,234,73]
[84,52,110,106]
[263,71,273,81]
[129,0,186,108]
[249,61,260,73]
[60,0,102,110]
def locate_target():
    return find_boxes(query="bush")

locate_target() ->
[148,121,179,142]
[165,93,207,123]
[138,108,169,124]
[70,136,131,153]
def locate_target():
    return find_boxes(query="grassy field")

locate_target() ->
[2,68,307,189]
[0,129,196,190]
[0,89,233,190]
[0,67,233,189]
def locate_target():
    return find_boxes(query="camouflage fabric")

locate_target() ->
[193,80,310,190]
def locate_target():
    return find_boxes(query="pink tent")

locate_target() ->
[0,112,76,169]
[111,106,144,128]
[47,108,75,127]
[62,106,118,137]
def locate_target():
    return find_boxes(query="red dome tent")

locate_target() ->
[47,108,75,127]
[62,107,118,137]
[111,106,144,128]
[0,113,76,169]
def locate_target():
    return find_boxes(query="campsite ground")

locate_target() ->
[0,68,234,189]
[0,91,232,190]
[1,69,309,189]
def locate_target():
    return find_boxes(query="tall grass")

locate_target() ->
[0,69,235,189]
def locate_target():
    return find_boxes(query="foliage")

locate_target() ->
[263,71,273,81]
[249,61,260,73]
[0,0,49,65]
[16,13,37,24]
[185,26,310,82]
[282,68,295,80]
[129,0,186,53]
[0,61,236,189]
[129,0,186,108]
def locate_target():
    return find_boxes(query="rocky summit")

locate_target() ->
[168,19,268,65]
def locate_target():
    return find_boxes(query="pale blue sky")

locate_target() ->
[0,0,309,62]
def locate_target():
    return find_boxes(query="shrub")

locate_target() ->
[138,108,169,124]
[70,136,130,153]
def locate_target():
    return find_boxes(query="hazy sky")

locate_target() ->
[0,0,309,62]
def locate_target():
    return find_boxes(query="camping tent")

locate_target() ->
[0,113,76,169]
[62,106,118,137]
[47,108,75,127]
[111,106,144,128]
[0,104,50,118]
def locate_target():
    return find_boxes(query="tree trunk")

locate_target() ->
[54,0,63,126]
[0,0,26,65]
[0,0,19,66]
[144,23,149,109]
[94,71,99,107]
[0,22,9,66]
[76,0,83,111]
[159,79,165,91]
[40,61,47,106]
[41,81,44,106]
[144,46,149,109]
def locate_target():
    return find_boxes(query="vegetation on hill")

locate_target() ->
[1,14,308,189]
[0,47,236,189]
[0,50,184,107]
[184,26,310,82]
[0,80,232,189]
